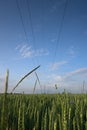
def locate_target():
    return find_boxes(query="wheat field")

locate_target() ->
[0,93,87,130]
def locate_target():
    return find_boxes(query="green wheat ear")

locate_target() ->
[1,69,9,130]
[4,69,9,94]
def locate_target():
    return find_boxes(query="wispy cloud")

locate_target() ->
[50,61,67,71]
[47,74,62,82]
[15,44,49,58]
[45,67,87,91]
[67,46,76,57]
[64,68,87,79]
[48,67,87,83]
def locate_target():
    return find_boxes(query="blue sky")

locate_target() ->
[0,0,87,93]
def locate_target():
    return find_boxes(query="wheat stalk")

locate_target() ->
[11,65,40,93]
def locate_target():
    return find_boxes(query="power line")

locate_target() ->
[16,0,39,66]
[26,0,36,45]
[26,0,39,65]
[53,0,68,63]
[16,0,28,42]
[26,0,42,91]
[15,0,41,93]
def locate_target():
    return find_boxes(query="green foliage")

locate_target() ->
[0,94,87,130]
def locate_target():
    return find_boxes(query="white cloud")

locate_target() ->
[47,74,62,82]
[47,67,87,84]
[65,68,87,79]
[44,67,87,93]
[50,61,67,71]
[15,44,49,58]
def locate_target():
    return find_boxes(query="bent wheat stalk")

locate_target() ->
[35,72,42,93]
[33,79,37,94]
[11,65,40,93]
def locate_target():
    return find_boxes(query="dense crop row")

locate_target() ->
[0,93,87,130]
